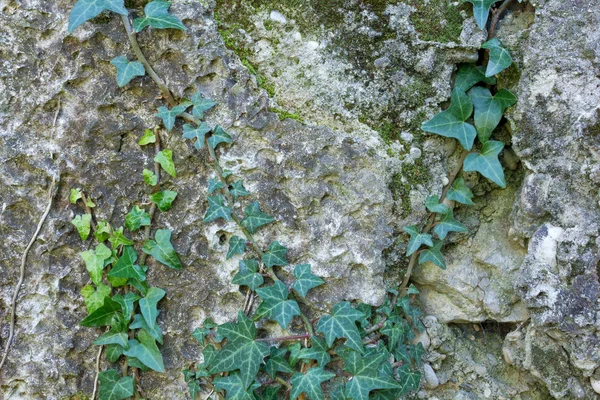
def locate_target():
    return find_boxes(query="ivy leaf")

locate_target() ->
[208,178,225,194]
[418,240,446,269]
[130,313,163,344]
[232,259,264,291]
[410,342,425,366]
[98,369,134,400]
[265,347,294,378]
[316,301,365,353]
[155,105,186,131]
[150,190,178,212]
[463,0,499,30]
[208,125,233,149]
[433,210,467,240]
[290,367,335,400]
[241,202,275,234]
[463,140,506,187]
[255,281,301,329]
[192,318,217,346]
[297,336,331,367]
[108,246,146,281]
[93,330,129,348]
[344,351,402,400]
[214,372,261,400]
[138,129,156,146]
[425,195,450,214]
[142,229,182,269]
[397,365,421,395]
[133,0,187,32]
[142,169,158,186]
[262,241,288,268]
[421,88,477,150]
[139,287,165,331]
[105,344,124,363]
[110,56,145,87]
[70,188,82,204]
[80,243,111,285]
[210,311,270,389]
[94,221,112,243]
[229,180,250,201]
[125,205,151,231]
[482,38,513,77]
[469,87,517,143]
[81,283,111,313]
[454,64,496,92]
[191,92,217,119]
[154,149,176,177]
[109,227,134,247]
[446,178,474,205]
[380,320,409,353]
[183,122,211,149]
[68,0,128,33]
[204,195,232,222]
[227,236,247,260]
[403,225,433,257]
[291,264,324,298]
[81,296,122,327]
[71,213,92,240]
[123,329,165,372]
[112,292,140,321]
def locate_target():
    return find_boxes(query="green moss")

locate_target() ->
[269,107,304,123]
[496,63,522,89]
[389,159,430,217]
[408,0,466,43]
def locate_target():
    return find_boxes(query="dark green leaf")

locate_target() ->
[142,229,182,269]
[111,56,145,87]
[139,287,165,330]
[241,202,275,234]
[183,122,211,149]
[446,178,474,205]
[81,296,122,327]
[290,367,335,400]
[81,283,111,313]
[105,344,124,363]
[204,195,232,222]
[208,125,233,149]
[403,225,433,256]
[138,129,156,145]
[469,86,517,143]
[133,0,187,32]
[208,178,225,194]
[68,0,127,33]
[463,140,506,187]
[454,64,496,92]
[230,180,250,201]
[108,246,146,281]
[418,240,446,269]
[291,264,324,298]
[410,342,425,366]
[463,0,499,30]
[232,259,264,291]
[94,330,129,348]
[112,292,139,321]
[265,347,294,378]
[191,92,217,119]
[297,336,330,367]
[150,190,178,212]
[128,278,149,296]
[123,329,165,372]
[227,236,247,260]
[255,281,301,329]
[433,210,467,240]
[482,38,513,77]
[143,169,158,186]
[154,149,176,177]
[125,205,151,231]
[343,351,402,400]
[425,195,450,214]
[80,243,111,285]
[380,320,408,353]
[98,369,134,400]
[262,241,288,268]
[214,372,260,400]
[397,365,421,395]
[288,342,302,367]
[130,313,163,344]
[109,226,134,247]
[316,301,365,353]
[72,213,92,240]
[155,105,186,131]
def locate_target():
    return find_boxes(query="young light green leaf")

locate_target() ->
[425,195,450,214]
[109,226,134,247]
[108,275,128,288]
[297,336,331,367]
[81,283,111,313]
[142,229,182,269]
[93,330,129,348]
[454,64,496,92]
[241,201,275,234]
[344,351,403,400]
[262,241,288,268]
[316,301,365,353]
[191,92,217,119]
[125,205,151,231]
[139,287,166,330]
[154,149,176,177]
[80,296,122,327]
[229,180,250,201]
[80,243,111,285]
[108,246,146,281]
[95,220,112,243]
[446,178,474,205]
[155,105,186,131]
[143,169,158,186]
[183,122,211,149]
[227,236,247,260]
[123,329,165,372]
[463,140,506,187]
[482,38,513,77]
[208,125,233,149]
[208,178,225,194]
[468,86,517,143]
[130,313,163,344]
[110,56,145,87]
[133,0,187,32]
[138,129,156,146]
[86,198,96,208]
[232,259,264,291]
[433,210,467,240]
[255,281,301,329]
[418,240,446,269]
[70,188,82,204]
[203,195,232,222]
[264,347,294,378]
[150,190,178,212]
[213,372,261,400]
[403,225,433,256]
[98,369,134,400]
[290,367,336,400]
[463,0,499,30]
[68,0,128,33]
[71,213,92,240]
[292,264,324,298]
[421,88,477,150]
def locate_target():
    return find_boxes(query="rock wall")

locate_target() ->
[1,0,599,399]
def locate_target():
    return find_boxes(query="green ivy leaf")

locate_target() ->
[191,92,217,119]
[98,369,134,400]
[133,0,186,32]
[433,210,467,240]
[287,342,302,367]
[463,140,506,187]
[68,0,128,33]
[139,287,165,331]
[204,195,232,222]
[123,329,165,372]
[150,190,178,212]
[71,213,92,240]
[183,122,211,149]
[482,38,513,77]
[142,169,158,186]
[130,314,163,344]
[208,125,233,149]
[380,320,409,353]
[112,292,140,321]
[425,195,450,214]
[446,178,474,205]
[463,0,499,30]
[155,105,186,131]
[142,229,182,269]
[255,281,301,329]
[227,236,247,260]
[138,129,156,146]
[110,56,145,87]
[297,336,331,367]
[262,241,288,268]
[454,64,496,92]
[229,180,250,201]
[109,226,134,247]
[265,347,294,378]
[410,342,425,366]
[154,149,176,177]
[70,188,82,204]
[403,225,433,256]
[108,246,146,281]
[421,88,477,150]
[80,243,111,285]
[222,169,233,178]
[93,330,129,348]
[81,283,111,313]
[105,344,124,363]
[94,221,112,242]
[290,367,335,400]
[241,201,275,234]
[469,87,517,143]
[210,311,270,389]
[208,178,225,194]
[232,259,264,291]
[192,318,217,346]
[344,351,402,400]
[397,364,421,395]
[81,296,122,327]
[291,264,324,298]
[125,205,151,231]
[214,372,261,400]
[316,301,365,353]
[418,240,446,269]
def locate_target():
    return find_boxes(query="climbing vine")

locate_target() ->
[63,0,517,399]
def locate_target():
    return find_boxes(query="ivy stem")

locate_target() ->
[139,128,161,266]
[364,318,387,335]
[275,377,292,390]
[488,0,514,40]
[256,334,311,342]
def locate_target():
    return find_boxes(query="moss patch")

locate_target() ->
[390,159,430,217]
[408,0,466,43]
[269,107,304,123]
